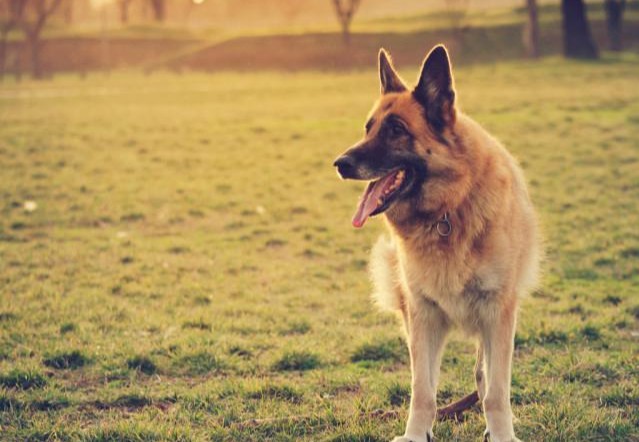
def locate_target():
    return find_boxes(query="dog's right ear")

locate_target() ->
[379,49,406,94]
[413,45,456,132]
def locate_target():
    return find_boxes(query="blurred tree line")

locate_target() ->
[0,0,631,81]
[1,0,62,80]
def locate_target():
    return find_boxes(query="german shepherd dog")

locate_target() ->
[334,46,540,442]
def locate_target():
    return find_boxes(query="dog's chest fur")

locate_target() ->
[398,240,504,332]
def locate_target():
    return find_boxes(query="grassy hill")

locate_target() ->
[165,3,639,71]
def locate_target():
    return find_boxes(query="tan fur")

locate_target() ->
[360,48,541,442]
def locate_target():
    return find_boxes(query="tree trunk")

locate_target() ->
[27,33,42,79]
[332,0,360,46]
[120,0,133,24]
[120,5,129,23]
[15,41,23,81]
[0,37,7,81]
[18,0,62,79]
[149,0,165,22]
[1,0,28,81]
[605,0,625,51]
[63,1,73,24]
[341,20,350,44]
[523,0,540,58]
[561,0,598,59]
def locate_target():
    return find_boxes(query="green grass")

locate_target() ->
[0,52,638,441]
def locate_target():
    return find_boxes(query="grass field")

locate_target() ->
[1,52,639,441]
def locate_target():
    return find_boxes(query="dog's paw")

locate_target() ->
[390,431,433,442]
[483,431,522,442]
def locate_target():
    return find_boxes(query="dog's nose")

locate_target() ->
[334,155,357,179]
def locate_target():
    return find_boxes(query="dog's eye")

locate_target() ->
[389,121,407,137]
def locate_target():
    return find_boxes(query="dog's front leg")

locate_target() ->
[480,297,521,442]
[393,298,450,442]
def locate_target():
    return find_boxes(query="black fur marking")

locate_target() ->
[365,118,375,134]
[413,46,455,134]
[379,49,406,94]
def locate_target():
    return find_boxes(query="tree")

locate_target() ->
[604,0,625,51]
[20,0,63,78]
[561,0,598,59]
[444,0,469,46]
[0,0,27,80]
[148,0,165,22]
[332,0,361,45]
[61,0,72,24]
[118,0,133,24]
[523,0,540,58]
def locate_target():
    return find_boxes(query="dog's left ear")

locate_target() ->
[379,49,406,94]
[413,45,456,132]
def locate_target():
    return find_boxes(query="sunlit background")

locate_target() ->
[0,1,637,441]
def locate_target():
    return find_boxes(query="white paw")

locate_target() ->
[391,432,433,442]
[483,431,522,442]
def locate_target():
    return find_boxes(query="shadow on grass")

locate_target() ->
[351,338,406,364]
[43,350,91,370]
[0,369,47,390]
[272,351,322,371]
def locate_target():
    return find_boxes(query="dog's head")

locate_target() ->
[334,45,470,228]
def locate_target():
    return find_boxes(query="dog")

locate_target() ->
[333,45,540,442]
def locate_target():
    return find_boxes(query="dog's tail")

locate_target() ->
[369,235,405,313]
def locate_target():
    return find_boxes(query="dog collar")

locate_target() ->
[435,212,452,237]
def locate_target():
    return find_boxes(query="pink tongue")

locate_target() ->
[352,172,398,228]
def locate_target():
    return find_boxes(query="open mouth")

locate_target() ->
[352,169,407,228]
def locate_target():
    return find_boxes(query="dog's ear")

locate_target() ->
[379,48,406,94]
[413,45,456,132]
